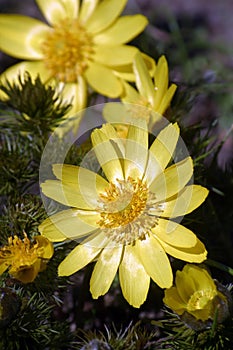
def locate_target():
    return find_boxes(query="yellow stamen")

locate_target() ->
[41,19,94,82]
[187,289,216,311]
[97,177,162,244]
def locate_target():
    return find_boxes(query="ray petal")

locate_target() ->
[58,232,108,276]
[94,15,148,45]
[119,245,150,308]
[152,219,197,248]
[90,244,123,298]
[161,185,209,218]
[85,0,127,34]
[124,118,148,179]
[145,123,180,185]
[149,157,193,201]
[39,209,99,241]
[0,14,50,59]
[137,235,173,288]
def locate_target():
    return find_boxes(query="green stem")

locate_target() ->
[206,259,233,276]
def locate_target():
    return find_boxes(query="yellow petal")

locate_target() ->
[41,180,98,209]
[124,118,148,178]
[149,157,193,201]
[152,219,197,248]
[153,56,169,109]
[39,209,99,241]
[36,0,68,24]
[114,53,156,82]
[58,232,107,276]
[175,269,198,303]
[85,62,123,97]
[136,235,173,288]
[0,15,50,59]
[119,245,150,308]
[11,261,41,283]
[91,126,124,182]
[52,164,109,192]
[183,264,216,291]
[94,15,148,45]
[161,185,209,218]
[79,0,98,23]
[145,123,180,184]
[90,244,123,298]
[157,84,177,115]
[159,238,207,263]
[99,123,125,156]
[163,286,186,314]
[133,51,155,105]
[85,0,127,34]
[94,45,138,66]
[35,235,54,259]
[53,164,109,209]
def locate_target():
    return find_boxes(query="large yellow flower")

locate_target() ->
[39,119,208,307]
[0,0,152,116]
[0,233,54,283]
[163,264,228,323]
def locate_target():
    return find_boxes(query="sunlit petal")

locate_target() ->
[137,235,173,288]
[85,0,127,34]
[36,0,68,24]
[79,0,99,23]
[39,209,99,241]
[94,15,148,45]
[85,62,123,97]
[149,157,193,201]
[145,123,180,184]
[133,51,155,105]
[94,45,138,66]
[0,14,50,59]
[41,180,99,209]
[91,127,124,182]
[119,245,150,308]
[152,219,197,248]
[161,185,209,218]
[113,53,156,82]
[124,118,148,179]
[158,238,207,263]
[58,232,108,276]
[90,244,123,298]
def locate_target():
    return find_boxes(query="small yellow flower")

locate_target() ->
[104,52,177,129]
[0,233,54,283]
[0,0,153,117]
[163,264,228,322]
[39,120,208,307]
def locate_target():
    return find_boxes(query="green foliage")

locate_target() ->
[75,322,158,350]
[0,285,74,350]
[154,301,233,350]
[0,73,71,136]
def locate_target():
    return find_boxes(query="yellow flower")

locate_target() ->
[163,264,228,322]
[104,52,177,129]
[39,120,208,307]
[0,0,153,117]
[0,233,54,283]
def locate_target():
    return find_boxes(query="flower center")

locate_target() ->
[41,19,94,82]
[0,234,43,269]
[97,177,162,244]
[187,289,216,311]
